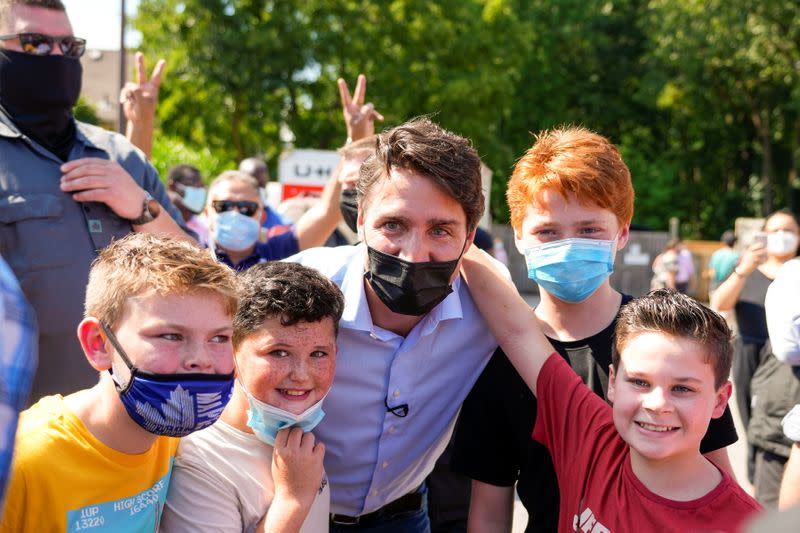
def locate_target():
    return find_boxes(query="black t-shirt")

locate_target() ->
[734,268,771,344]
[451,294,738,533]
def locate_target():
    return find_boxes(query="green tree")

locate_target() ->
[133,0,800,238]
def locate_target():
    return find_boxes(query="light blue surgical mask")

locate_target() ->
[243,387,326,446]
[180,185,207,214]
[524,237,616,303]
[213,210,260,252]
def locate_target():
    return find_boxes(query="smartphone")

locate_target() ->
[752,231,767,247]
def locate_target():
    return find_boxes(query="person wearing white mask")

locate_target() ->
[711,209,800,486]
[161,262,345,533]
[166,164,210,245]
[205,169,342,270]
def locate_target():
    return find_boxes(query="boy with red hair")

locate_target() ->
[453,127,739,531]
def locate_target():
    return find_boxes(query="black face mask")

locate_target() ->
[0,50,82,151]
[364,245,463,316]
[339,188,359,233]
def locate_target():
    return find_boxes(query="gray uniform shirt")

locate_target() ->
[0,111,188,401]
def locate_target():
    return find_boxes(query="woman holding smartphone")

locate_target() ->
[711,209,800,489]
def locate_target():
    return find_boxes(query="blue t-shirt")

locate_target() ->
[709,248,740,284]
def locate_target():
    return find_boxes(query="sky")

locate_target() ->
[62,0,141,50]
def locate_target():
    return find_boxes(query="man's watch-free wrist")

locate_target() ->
[128,191,161,225]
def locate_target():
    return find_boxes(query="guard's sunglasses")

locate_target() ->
[0,33,86,59]
[212,200,259,218]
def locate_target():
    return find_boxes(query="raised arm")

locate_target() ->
[337,74,384,142]
[121,52,166,159]
[710,242,766,312]
[460,246,555,395]
[467,481,514,533]
[293,160,344,250]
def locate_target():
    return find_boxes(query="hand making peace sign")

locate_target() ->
[337,74,384,142]
[120,52,166,126]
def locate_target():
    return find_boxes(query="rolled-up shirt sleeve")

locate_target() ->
[766,259,800,365]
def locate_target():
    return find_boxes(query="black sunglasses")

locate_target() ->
[212,200,259,217]
[0,33,87,59]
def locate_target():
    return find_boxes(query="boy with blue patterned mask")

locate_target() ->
[162,261,344,533]
[1,233,239,532]
[205,170,344,271]
[453,127,739,531]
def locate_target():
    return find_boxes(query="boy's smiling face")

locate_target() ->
[235,316,337,415]
[607,332,731,464]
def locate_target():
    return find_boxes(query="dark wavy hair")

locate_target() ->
[233,262,345,348]
[614,289,732,388]
[357,117,484,232]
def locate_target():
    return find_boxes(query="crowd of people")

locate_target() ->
[1,1,800,532]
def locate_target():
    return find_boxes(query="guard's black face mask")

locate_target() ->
[364,245,463,316]
[0,50,82,150]
[339,188,359,233]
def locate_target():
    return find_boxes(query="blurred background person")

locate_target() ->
[205,168,342,270]
[336,136,376,243]
[650,239,680,290]
[709,230,740,293]
[238,156,292,232]
[712,209,800,484]
[676,239,696,294]
[0,255,37,506]
[746,250,800,508]
[166,164,209,246]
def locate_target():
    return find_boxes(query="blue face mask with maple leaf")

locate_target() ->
[100,322,234,437]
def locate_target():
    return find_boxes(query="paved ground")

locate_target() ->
[510,293,752,531]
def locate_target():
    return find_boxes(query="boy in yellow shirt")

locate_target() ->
[1,233,238,532]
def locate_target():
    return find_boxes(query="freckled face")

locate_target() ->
[234,317,337,415]
[608,332,730,463]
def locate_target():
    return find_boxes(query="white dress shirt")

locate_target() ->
[290,244,501,515]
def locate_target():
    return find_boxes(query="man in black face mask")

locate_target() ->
[289,117,505,532]
[0,0,193,402]
[336,135,376,243]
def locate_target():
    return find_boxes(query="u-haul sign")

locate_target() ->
[278,149,341,201]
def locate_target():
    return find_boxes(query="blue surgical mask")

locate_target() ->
[180,185,207,214]
[243,385,326,446]
[100,322,234,437]
[524,237,616,303]
[213,210,260,252]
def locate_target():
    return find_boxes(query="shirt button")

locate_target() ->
[371,490,379,497]
[382,461,389,469]
[393,389,401,398]
[388,426,396,434]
